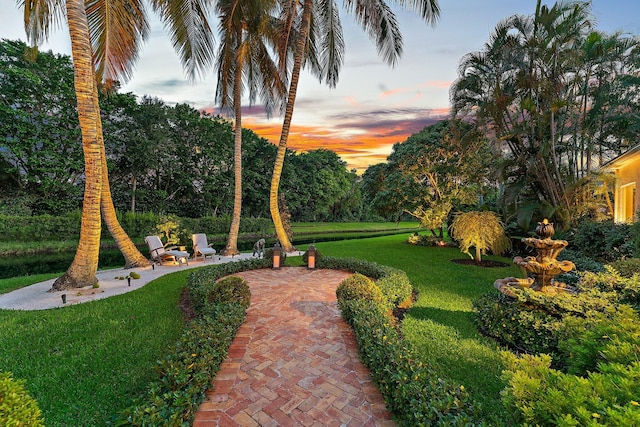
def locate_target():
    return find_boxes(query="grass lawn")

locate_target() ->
[0,270,190,426]
[313,233,521,423]
[0,231,520,424]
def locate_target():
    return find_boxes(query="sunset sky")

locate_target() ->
[3,0,640,172]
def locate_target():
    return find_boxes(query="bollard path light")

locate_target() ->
[272,242,281,269]
[307,245,316,269]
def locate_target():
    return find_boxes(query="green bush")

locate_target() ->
[318,256,413,310]
[339,300,480,425]
[336,273,386,318]
[0,371,44,426]
[207,276,251,309]
[473,284,623,358]
[501,352,640,426]
[188,258,270,313]
[407,233,443,247]
[557,305,640,376]
[580,266,640,309]
[375,270,413,309]
[473,292,564,356]
[571,219,634,262]
[607,257,640,278]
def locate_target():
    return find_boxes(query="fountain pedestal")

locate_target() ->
[495,219,576,296]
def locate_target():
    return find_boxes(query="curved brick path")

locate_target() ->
[193,267,395,426]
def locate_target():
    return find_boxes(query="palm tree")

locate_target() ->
[269,0,441,252]
[450,0,640,229]
[21,0,215,288]
[216,0,285,256]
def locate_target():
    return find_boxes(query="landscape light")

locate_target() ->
[307,245,316,269]
[272,243,281,269]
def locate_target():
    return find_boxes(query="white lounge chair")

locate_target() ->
[192,233,217,261]
[145,235,190,266]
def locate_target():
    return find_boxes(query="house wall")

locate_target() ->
[614,157,640,222]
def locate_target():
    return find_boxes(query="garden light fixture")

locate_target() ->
[272,243,281,269]
[307,245,316,269]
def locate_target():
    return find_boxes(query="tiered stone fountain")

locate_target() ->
[494,219,576,296]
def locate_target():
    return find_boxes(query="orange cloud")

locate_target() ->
[204,104,451,173]
[242,108,450,173]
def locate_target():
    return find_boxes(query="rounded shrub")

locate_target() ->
[336,273,385,304]
[207,276,251,309]
[336,273,386,322]
[376,271,413,309]
[0,372,44,426]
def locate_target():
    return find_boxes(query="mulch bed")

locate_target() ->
[450,258,510,268]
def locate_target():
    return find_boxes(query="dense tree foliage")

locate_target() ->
[451,0,640,229]
[0,39,83,214]
[361,120,496,232]
[0,39,363,222]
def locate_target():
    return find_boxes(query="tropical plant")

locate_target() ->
[215,0,285,256]
[449,210,511,263]
[269,0,442,252]
[450,0,640,230]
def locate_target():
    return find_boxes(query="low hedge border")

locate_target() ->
[325,256,481,425]
[318,256,412,310]
[114,258,270,425]
[113,257,423,425]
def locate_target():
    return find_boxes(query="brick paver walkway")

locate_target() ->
[193,267,395,426]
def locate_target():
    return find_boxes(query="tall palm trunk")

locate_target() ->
[52,0,102,290]
[222,39,244,256]
[269,0,312,252]
[93,93,150,267]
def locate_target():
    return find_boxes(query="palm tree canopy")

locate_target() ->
[21,0,216,85]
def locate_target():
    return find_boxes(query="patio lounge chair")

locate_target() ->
[145,235,190,266]
[192,233,217,261]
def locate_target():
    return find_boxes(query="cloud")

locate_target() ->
[237,106,450,173]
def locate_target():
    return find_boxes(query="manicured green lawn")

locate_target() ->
[314,233,521,422]
[0,232,519,424]
[0,270,190,426]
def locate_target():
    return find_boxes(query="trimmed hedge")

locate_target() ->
[115,258,270,425]
[0,372,44,426]
[0,213,271,242]
[207,276,251,309]
[338,299,480,425]
[318,256,412,310]
[327,257,479,425]
[336,273,386,319]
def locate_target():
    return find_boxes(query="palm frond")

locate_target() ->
[149,0,216,81]
[20,0,66,47]
[86,0,149,85]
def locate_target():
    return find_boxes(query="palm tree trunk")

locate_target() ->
[52,0,101,290]
[92,91,150,268]
[269,0,312,252]
[222,44,243,256]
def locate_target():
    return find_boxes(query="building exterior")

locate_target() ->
[603,144,640,223]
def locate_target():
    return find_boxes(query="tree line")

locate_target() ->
[0,39,367,223]
[9,0,438,289]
